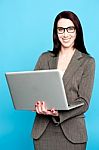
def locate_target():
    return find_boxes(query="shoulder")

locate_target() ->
[38,51,54,61]
[82,53,95,64]
[40,51,54,57]
[76,49,95,69]
[80,52,95,70]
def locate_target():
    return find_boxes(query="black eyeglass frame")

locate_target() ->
[57,26,76,34]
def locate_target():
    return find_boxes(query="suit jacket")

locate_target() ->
[32,49,95,143]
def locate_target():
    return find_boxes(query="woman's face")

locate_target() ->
[57,18,76,49]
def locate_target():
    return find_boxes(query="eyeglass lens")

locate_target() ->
[57,26,75,34]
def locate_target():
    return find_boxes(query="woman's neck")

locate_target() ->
[60,47,75,56]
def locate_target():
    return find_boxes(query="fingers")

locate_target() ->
[35,101,47,115]
[35,101,42,114]
[41,101,47,113]
[35,101,59,116]
[51,108,59,116]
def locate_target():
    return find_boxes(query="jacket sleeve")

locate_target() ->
[34,54,43,70]
[53,57,95,124]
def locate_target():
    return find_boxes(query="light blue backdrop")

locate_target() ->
[0,0,99,149]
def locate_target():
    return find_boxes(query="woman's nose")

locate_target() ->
[63,29,68,37]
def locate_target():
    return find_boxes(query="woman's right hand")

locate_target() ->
[35,101,59,116]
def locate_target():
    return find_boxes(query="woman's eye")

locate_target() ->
[58,28,63,31]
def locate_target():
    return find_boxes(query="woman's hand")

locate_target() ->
[35,101,59,116]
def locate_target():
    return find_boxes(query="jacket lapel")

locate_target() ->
[48,49,83,86]
[63,50,83,86]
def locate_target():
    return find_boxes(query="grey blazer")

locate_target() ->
[32,49,95,143]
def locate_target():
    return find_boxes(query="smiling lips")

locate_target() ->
[62,38,71,42]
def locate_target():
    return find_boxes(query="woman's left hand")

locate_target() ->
[35,101,59,116]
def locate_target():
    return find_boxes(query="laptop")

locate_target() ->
[5,69,84,110]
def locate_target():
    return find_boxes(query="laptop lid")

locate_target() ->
[5,69,83,110]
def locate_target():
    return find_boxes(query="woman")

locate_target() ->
[32,11,95,150]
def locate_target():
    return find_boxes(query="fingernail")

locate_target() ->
[35,103,37,107]
[51,109,55,112]
[41,101,44,105]
[37,101,40,104]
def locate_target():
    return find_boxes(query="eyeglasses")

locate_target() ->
[57,26,75,34]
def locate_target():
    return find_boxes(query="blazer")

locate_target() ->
[32,49,95,143]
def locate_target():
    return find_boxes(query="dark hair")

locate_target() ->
[51,11,88,56]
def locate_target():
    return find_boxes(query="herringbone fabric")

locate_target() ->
[32,49,95,149]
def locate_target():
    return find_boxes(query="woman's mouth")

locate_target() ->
[62,38,70,42]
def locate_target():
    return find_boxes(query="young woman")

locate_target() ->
[32,11,95,150]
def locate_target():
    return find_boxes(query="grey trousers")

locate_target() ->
[33,120,86,150]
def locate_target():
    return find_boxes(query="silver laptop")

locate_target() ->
[5,69,84,110]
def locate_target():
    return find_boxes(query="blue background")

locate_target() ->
[0,0,99,149]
